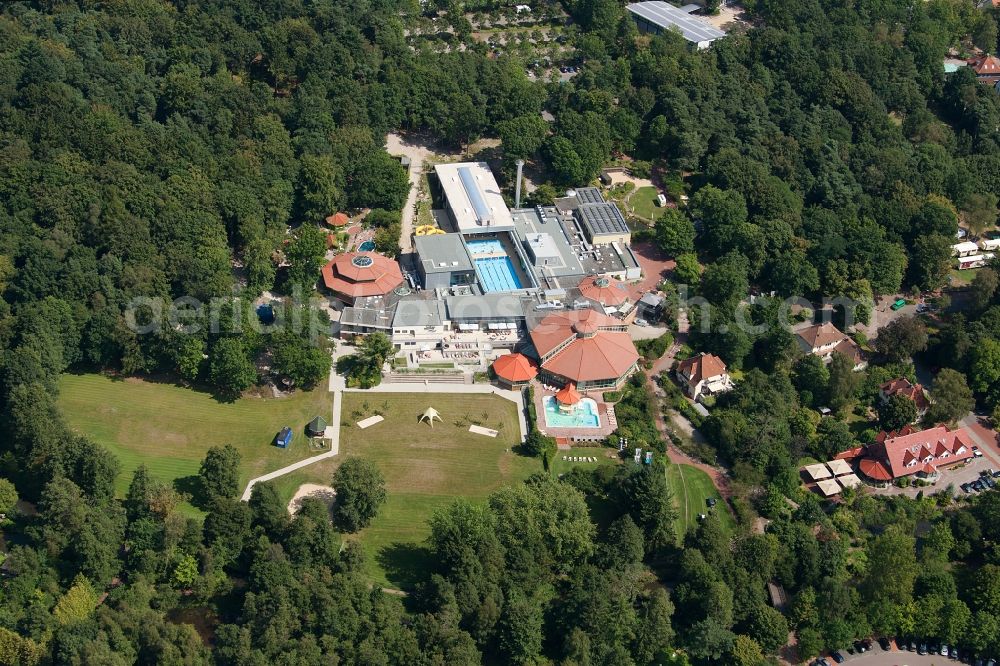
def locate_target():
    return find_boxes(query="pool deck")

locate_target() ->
[533,385,617,442]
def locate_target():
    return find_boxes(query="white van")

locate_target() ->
[656,193,667,207]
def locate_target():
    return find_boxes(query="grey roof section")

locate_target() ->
[627,1,726,43]
[577,202,630,237]
[445,293,532,321]
[414,233,474,273]
[574,187,605,204]
[459,166,492,224]
[340,306,393,329]
[510,207,586,280]
[392,297,448,328]
[639,292,664,307]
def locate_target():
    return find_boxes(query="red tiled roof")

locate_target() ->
[542,332,639,383]
[325,212,350,227]
[529,309,624,358]
[798,322,847,348]
[321,252,404,300]
[833,337,864,364]
[529,309,639,384]
[972,54,1000,76]
[865,425,974,479]
[859,458,893,481]
[881,377,931,412]
[676,353,727,385]
[578,275,629,306]
[492,353,538,383]
[555,382,583,405]
[835,446,864,461]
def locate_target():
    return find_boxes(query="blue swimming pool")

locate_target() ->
[543,396,600,428]
[476,256,523,292]
[358,240,375,252]
[466,238,505,256]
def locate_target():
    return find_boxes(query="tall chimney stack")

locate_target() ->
[515,159,525,208]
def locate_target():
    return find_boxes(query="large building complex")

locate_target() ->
[334,161,648,400]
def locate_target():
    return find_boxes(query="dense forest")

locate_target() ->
[1,0,1000,663]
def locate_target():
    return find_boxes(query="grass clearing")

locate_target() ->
[58,374,332,517]
[630,186,666,221]
[550,446,618,477]
[337,392,539,588]
[666,463,735,538]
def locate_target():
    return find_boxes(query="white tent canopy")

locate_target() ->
[419,407,442,427]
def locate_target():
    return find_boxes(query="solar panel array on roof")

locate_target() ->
[626,1,726,44]
[574,187,605,205]
[578,203,630,237]
[458,166,492,224]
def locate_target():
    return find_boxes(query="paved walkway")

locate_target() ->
[240,389,342,500]
[643,311,735,499]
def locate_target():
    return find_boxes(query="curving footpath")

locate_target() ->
[240,370,527,501]
[240,389,342,501]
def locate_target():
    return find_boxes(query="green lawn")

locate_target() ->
[630,186,666,221]
[337,392,540,588]
[57,374,333,517]
[550,446,617,476]
[666,463,735,538]
[949,268,978,286]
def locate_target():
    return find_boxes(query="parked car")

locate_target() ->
[987,478,997,489]
[974,446,984,458]
[917,303,931,313]
[855,640,868,653]
[962,483,972,493]
[879,636,893,650]
[942,644,950,655]
[831,651,845,664]
[993,470,1000,478]
[908,638,917,651]
[918,642,928,654]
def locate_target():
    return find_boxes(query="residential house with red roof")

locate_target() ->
[796,322,866,370]
[528,309,640,391]
[676,353,732,400]
[971,54,1000,84]
[879,377,931,419]
[854,425,974,483]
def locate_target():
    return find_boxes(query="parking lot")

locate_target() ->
[815,642,970,665]
[874,452,997,499]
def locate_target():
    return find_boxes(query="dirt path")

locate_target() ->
[385,132,438,254]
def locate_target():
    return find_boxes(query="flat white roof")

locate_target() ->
[826,459,853,476]
[627,1,726,44]
[804,463,833,481]
[816,478,843,497]
[435,162,513,232]
[952,241,979,254]
[838,474,862,489]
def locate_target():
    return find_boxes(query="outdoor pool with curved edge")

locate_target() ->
[358,240,376,252]
[542,396,600,428]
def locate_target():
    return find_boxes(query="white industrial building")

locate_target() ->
[434,162,514,233]
[626,1,726,49]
